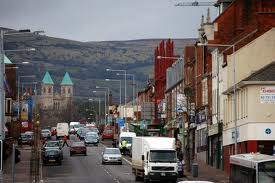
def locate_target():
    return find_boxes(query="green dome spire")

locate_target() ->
[42,72,54,85]
[61,72,73,85]
[4,55,12,64]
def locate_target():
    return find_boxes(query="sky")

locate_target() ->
[0,0,217,42]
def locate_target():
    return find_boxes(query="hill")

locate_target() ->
[4,32,195,102]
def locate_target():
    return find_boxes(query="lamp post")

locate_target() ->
[96,86,110,119]
[93,90,107,125]
[117,73,136,106]
[106,69,127,124]
[0,28,43,181]
[88,98,101,125]
[105,79,121,106]
[197,42,237,154]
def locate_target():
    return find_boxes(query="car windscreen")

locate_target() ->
[46,142,60,147]
[45,150,59,156]
[41,130,50,133]
[120,137,132,144]
[89,128,98,133]
[150,150,177,163]
[72,142,85,147]
[104,148,120,155]
[86,134,97,138]
[104,130,112,134]
[21,134,32,140]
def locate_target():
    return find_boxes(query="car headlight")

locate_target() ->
[149,172,155,176]
[118,157,122,160]
[103,156,108,160]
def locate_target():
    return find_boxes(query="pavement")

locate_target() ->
[178,161,229,183]
[2,145,32,183]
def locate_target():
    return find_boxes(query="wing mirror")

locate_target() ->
[141,155,144,160]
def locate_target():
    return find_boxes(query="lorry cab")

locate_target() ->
[132,137,178,183]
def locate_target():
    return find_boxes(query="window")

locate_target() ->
[48,87,51,94]
[202,79,208,105]
[43,87,46,94]
[63,88,65,94]
[68,88,71,94]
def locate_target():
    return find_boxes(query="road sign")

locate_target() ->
[118,119,125,127]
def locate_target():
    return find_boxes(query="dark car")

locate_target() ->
[79,128,91,140]
[18,133,33,146]
[84,132,99,146]
[70,141,87,156]
[42,148,62,165]
[42,141,63,160]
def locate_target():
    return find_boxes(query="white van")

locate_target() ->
[119,132,136,155]
[56,123,69,139]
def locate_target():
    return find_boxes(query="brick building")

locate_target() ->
[202,0,275,172]
[154,39,175,125]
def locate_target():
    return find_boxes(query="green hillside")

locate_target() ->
[4,33,195,102]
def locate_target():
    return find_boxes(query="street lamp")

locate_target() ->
[157,56,184,60]
[106,68,127,125]
[88,98,101,124]
[93,90,107,125]
[0,28,43,176]
[197,42,237,154]
[105,79,122,106]
[117,73,136,106]
[96,86,110,120]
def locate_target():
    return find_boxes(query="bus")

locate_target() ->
[230,153,275,183]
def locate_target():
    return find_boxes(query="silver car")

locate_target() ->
[102,148,122,165]
[41,129,51,139]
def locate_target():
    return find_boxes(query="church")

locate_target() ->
[37,71,74,127]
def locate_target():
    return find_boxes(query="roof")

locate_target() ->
[4,55,12,64]
[224,61,275,94]
[42,72,54,85]
[61,72,73,85]
[244,61,275,81]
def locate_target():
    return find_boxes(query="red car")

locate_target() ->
[102,129,113,141]
[70,141,87,156]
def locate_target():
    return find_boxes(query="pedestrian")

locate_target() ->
[62,135,69,147]
[15,148,21,164]
[112,139,117,148]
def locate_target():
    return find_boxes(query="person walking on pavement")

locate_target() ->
[62,135,69,147]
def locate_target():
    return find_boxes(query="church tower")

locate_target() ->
[60,72,73,107]
[41,71,54,109]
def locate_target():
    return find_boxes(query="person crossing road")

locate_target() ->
[62,135,69,147]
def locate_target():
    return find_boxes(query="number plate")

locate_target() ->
[49,159,56,162]
[161,172,166,176]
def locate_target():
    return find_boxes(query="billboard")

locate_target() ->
[260,87,275,103]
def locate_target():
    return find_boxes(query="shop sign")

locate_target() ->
[260,87,275,103]
[208,123,222,136]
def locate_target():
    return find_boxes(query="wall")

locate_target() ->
[226,28,275,89]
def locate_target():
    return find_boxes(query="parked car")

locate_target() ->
[18,133,33,146]
[84,132,99,146]
[101,148,122,165]
[42,148,62,165]
[41,129,51,139]
[70,141,87,156]
[102,129,113,141]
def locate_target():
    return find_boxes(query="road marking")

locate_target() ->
[100,143,132,165]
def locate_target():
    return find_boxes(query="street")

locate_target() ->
[43,136,136,183]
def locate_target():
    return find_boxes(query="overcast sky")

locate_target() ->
[0,0,217,42]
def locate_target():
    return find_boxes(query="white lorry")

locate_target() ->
[56,123,69,140]
[132,137,178,183]
[118,132,136,155]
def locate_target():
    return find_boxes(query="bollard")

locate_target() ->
[192,163,198,177]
